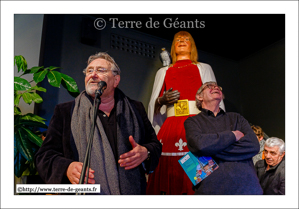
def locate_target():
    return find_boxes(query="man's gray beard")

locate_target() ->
[85,84,96,97]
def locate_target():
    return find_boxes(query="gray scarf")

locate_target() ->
[71,89,144,195]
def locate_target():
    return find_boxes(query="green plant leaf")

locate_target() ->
[14,106,21,115]
[14,93,22,106]
[67,90,80,98]
[30,92,43,103]
[61,73,80,93]
[21,69,33,76]
[22,66,43,76]
[14,115,22,129]
[47,70,62,88]
[20,119,48,129]
[14,152,28,178]
[30,66,43,74]
[14,55,27,73]
[21,113,46,124]
[14,77,31,91]
[48,66,60,71]
[33,69,48,83]
[14,138,18,159]
[30,86,47,92]
[21,127,43,147]
[15,130,34,162]
[15,131,29,161]
[28,161,38,175]
[22,92,33,104]
[14,116,22,132]
[14,133,39,177]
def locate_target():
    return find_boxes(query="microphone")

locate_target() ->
[95,81,107,96]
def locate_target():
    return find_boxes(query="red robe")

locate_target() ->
[146,59,202,195]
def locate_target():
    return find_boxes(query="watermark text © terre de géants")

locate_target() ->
[94,17,205,30]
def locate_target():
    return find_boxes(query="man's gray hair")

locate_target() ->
[195,81,218,110]
[265,137,285,155]
[83,52,121,76]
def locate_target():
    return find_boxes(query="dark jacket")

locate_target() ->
[184,109,263,195]
[255,157,285,195]
[35,97,162,193]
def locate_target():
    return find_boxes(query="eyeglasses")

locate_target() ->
[175,37,190,42]
[83,67,110,76]
[203,84,222,92]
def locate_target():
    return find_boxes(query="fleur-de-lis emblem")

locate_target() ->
[174,100,189,116]
[175,101,188,114]
[175,138,187,151]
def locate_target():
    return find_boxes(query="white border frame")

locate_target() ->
[1,1,298,208]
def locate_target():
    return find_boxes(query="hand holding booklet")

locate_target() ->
[178,152,219,186]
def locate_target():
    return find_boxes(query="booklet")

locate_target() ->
[178,152,219,186]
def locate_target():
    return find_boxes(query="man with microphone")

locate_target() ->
[35,52,162,195]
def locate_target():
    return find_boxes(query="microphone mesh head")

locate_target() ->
[98,81,107,90]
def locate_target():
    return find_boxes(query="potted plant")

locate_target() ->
[14,55,80,178]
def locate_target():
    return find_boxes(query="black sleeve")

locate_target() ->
[184,116,236,156]
[34,102,75,184]
[213,115,260,161]
[132,100,162,173]
[185,114,259,161]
